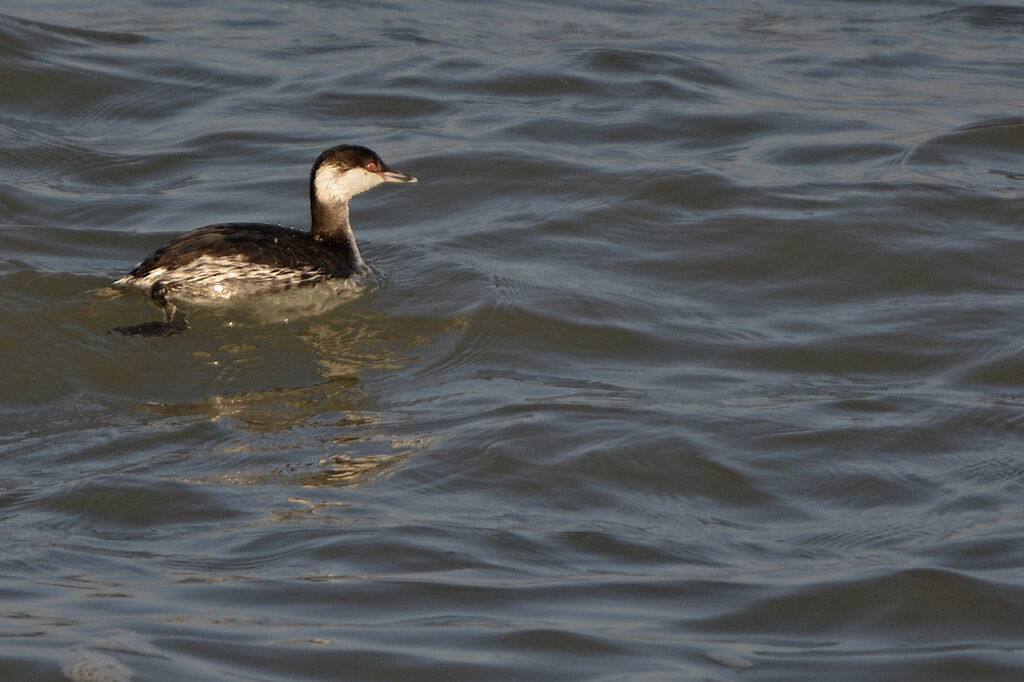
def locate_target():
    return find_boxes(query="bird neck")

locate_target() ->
[311,199,364,271]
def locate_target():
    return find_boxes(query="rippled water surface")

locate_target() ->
[2,1,1024,679]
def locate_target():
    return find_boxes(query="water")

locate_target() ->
[2,1,1023,679]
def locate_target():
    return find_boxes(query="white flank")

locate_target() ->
[116,254,325,301]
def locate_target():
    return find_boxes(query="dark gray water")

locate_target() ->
[2,1,1024,679]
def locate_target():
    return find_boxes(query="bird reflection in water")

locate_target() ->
[141,311,462,488]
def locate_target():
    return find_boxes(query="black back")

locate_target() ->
[127,223,358,279]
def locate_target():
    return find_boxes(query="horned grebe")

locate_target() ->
[112,144,416,336]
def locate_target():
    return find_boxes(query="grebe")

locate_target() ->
[112,144,416,336]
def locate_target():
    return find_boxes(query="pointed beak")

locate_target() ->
[380,165,417,183]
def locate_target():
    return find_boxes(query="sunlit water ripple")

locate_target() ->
[1,1,1023,680]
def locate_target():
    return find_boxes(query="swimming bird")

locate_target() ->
[111,144,416,336]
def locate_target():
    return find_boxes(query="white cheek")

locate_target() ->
[315,166,383,203]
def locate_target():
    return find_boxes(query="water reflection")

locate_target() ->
[137,306,460,487]
[215,451,420,488]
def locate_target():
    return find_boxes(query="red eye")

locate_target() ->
[365,162,379,173]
